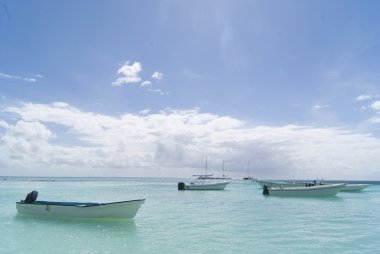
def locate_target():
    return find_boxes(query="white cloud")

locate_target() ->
[4,120,55,141]
[139,109,151,115]
[368,117,380,123]
[370,101,380,111]
[356,94,373,101]
[151,71,163,80]
[53,102,71,108]
[148,88,167,95]
[112,61,142,86]
[1,102,380,179]
[141,81,152,87]
[312,104,330,111]
[0,72,43,83]
[111,63,168,94]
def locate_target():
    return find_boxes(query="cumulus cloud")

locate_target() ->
[368,101,380,123]
[370,101,380,111]
[112,61,142,86]
[4,121,55,141]
[356,94,373,101]
[1,102,380,179]
[112,62,168,95]
[0,72,43,83]
[140,81,152,87]
[151,71,163,80]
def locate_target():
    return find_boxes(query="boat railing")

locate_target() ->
[191,175,231,185]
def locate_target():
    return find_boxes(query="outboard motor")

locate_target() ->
[263,185,269,195]
[24,190,38,203]
[178,182,185,190]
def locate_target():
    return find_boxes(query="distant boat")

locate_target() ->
[178,175,231,190]
[340,184,370,192]
[262,183,346,197]
[243,162,256,180]
[178,157,231,190]
[255,179,305,188]
[16,190,145,219]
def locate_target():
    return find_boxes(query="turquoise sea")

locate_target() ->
[1,177,380,254]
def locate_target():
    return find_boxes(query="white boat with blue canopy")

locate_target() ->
[262,183,346,197]
[16,191,145,219]
[178,175,231,190]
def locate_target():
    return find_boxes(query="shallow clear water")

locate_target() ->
[1,177,379,254]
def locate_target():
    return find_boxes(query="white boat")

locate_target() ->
[243,162,256,181]
[178,157,231,190]
[16,191,145,219]
[255,179,305,188]
[340,184,370,192]
[178,175,231,190]
[263,183,346,197]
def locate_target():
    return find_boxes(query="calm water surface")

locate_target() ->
[1,177,379,254]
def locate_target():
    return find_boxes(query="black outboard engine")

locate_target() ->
[24,190,38,203]
[263,185,269,195]
[178,182,185,190]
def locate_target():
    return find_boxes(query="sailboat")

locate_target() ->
[243,162,255,180]
[178,158,231,190]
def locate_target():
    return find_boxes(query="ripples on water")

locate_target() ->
[1,177,380,254]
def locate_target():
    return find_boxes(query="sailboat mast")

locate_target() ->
[205,156,208,175]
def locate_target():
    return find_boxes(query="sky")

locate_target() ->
[1,0,380,179]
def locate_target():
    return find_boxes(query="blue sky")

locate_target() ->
[1,0,380,179]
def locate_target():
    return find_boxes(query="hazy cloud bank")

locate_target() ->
[1,102,379,179]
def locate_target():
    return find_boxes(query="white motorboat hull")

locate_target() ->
[16,199,145,219]
[183,181,230,190]
[266,184,345,197]
[256,180,305,188]
[340,184,370,192]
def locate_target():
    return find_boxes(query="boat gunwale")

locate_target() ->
[16,199,145,208]
[344,184,370,187]
[192,175,231,180]
[188,181,230,186]
[269,184,345,192]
